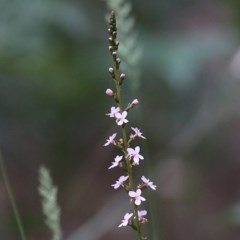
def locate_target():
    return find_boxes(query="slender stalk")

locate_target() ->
[113,72,142,240]
[109,13,142,240]
[0,152,27,240]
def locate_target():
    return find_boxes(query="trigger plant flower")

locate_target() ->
[128,189,146,206]
[138,210,147,221]
[107,106,120,118]
[118,212,133,228]
[112,175,129,189]
[104,133,117,146]
[104,11,156,239]
[115,111,128,126]
[108,155,123,169]
[131,127,146,139]
[141,176,157,190]
[127,146,144,165]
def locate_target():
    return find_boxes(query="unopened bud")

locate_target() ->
[120,73,125,80]
[109,67,114,73]
[131,99,139,107]
[105,88,114,97]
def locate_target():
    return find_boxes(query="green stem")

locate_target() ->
[113,64,142,240]
[0,152,27,240]
[108,11,142,239]
[134,205,142,240]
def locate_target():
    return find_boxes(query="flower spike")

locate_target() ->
[104,10,156,238]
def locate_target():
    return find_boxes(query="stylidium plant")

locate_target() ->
[104,11,156,240]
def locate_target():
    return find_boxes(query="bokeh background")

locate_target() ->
[1,0,240,239]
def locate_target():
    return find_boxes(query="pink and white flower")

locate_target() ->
[138,210,147,221]
[112,175,129,189]
[108,155,123,169]
[115,111,128,126]
[104,133,117,146]
[128,189,146,205]
[131,127,146,139]
[106,106,120,118]
[141,176,157,190]
[118,212,133,227]
[127,146,144,165]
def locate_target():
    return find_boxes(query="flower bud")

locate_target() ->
[105,88,114,97]
[120,73,125,80]
[113,31,117,38]
[116,58,121,64]
[131,99,139,107]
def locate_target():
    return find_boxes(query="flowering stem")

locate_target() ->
[106,11,156,238]
[108,11,142,240]
[115,61,143,240]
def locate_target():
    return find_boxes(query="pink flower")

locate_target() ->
[115,111,128,126]
[127,146,144,165]
[105,88,114,97]
[118,212,133,227]
[104,133,117,146]
[112,175,129,189]
[108,155,123,169]
[141,176,157,190]
[128,189,146,205]
[107,106,120,118]
[138,210,147,221]
[131,127,146,139]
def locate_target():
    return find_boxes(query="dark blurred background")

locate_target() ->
[1,0,240,239]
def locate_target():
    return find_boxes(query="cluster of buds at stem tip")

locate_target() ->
[104,11,157,234]
[108,11,121,70]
